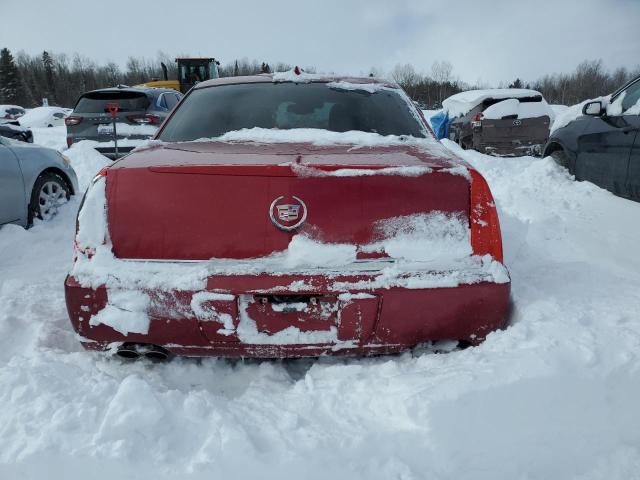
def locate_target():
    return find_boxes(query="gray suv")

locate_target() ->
[65,86,182,159]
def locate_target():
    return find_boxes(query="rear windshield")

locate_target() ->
[158,82,426,142]
[74,91,150,113]
[481,95,542,109]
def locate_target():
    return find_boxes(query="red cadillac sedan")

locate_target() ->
[65,72,511,360]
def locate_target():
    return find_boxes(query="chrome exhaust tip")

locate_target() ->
[115,343,169,361]
[143,344,169,361]
[115,343,142,359]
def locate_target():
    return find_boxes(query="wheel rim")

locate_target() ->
[38,181,66,220]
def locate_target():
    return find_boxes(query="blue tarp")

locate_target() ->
[430,110,451,140]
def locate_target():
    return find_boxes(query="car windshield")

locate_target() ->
[157,82,426,142]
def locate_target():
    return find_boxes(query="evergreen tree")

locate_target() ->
[233,60,239,76]
[509,78,524,89]
[0,48,26,104]
[42,50,56,104]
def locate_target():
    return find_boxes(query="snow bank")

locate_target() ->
[443,88,543,117]
[64,141,111,191]
[2,105,640,480]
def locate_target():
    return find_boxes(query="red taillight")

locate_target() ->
[66,135,73,148]
[127,114,161,125]
[65,116,83,126]
[469,169,503,263]
[473,113,482,122]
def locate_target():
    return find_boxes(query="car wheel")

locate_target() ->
[28,172,70,226]
[551,150,570,169]
[47,124,53,128]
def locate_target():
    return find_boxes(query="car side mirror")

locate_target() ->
[583,101,603,116]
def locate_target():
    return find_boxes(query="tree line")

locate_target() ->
[0,48,294,108]
[391,60,640,108]
[1,47,639,109]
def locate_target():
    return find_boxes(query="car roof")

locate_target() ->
[194,73,399,90]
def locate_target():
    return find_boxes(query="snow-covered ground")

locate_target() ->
[1,129,640,479]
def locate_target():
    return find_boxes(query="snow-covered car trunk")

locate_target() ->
[65,140,510,357]
[105,142,471,260]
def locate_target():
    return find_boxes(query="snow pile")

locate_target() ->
[64,141,111,192]
[482,97,553,120]
[2,118,640,479]
[364,212,472,262]
[443,88,544,118]
[31,125,67,151]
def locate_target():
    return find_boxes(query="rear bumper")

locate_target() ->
[473,138,545,157]
[65,268,511,358]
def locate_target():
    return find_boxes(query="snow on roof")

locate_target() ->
[212,127,447,155]
[17,106,71,128]
[442,89,543,117]
[272,69,325,83]
[482,97,553,120]
[326,81,396,93]
[550,95,610,133]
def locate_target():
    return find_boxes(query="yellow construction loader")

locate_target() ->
[141,58,220,93]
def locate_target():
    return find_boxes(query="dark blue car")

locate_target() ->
[544,75,640,201]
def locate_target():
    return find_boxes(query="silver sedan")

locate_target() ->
[0,136,79,228]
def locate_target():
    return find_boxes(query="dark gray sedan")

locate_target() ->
[0,136,78,228]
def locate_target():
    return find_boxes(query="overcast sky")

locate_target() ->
[1,0,639,85]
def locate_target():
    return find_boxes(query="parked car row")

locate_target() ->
[431,88,554,156]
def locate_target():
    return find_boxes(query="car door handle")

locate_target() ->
[621,126,639,134]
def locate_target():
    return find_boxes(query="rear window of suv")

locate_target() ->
[158,82,426,142]
[74,91,150,113]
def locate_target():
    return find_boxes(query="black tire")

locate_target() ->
[551,150,570,169]
[28,172,70,227]
[459,136,471,150]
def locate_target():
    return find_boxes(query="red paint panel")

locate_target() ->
[107,167,469,260]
